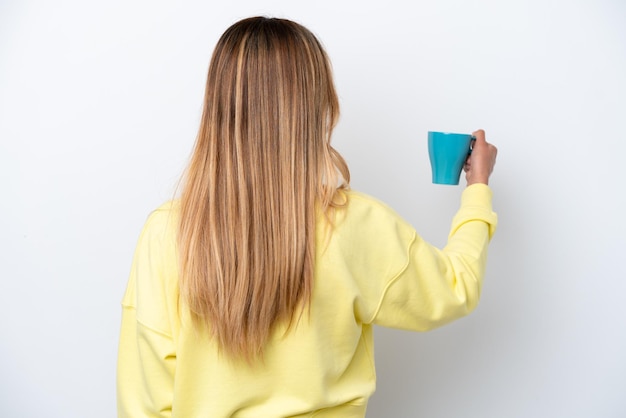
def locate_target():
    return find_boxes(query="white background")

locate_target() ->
[1,0,625,417]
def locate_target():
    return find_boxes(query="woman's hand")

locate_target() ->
[464,129,497,186]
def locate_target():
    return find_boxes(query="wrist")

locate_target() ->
[467,176,489,186]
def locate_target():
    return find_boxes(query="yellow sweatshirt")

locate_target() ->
[117,184,497,417]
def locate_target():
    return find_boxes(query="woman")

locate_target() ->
[117,16,498,418]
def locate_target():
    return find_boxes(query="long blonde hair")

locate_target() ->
[178,17,349,361]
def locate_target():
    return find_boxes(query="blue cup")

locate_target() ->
[428,131,474,185]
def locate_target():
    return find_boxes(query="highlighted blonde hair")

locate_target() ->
[178,17,349,361]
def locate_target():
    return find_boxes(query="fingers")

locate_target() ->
[471,129,497,158]
[472,129,486,145]
[471,129,488,155]
[465,129,497,186]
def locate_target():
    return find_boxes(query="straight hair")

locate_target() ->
[178,17,350,362]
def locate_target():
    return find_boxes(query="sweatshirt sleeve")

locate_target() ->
[370,184,497,330]
[117,207,178,418]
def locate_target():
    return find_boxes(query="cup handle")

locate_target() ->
[468,136,476,155]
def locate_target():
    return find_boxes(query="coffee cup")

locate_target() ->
[428,131,474,185]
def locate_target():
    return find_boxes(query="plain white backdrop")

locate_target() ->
[1,0,625,416]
